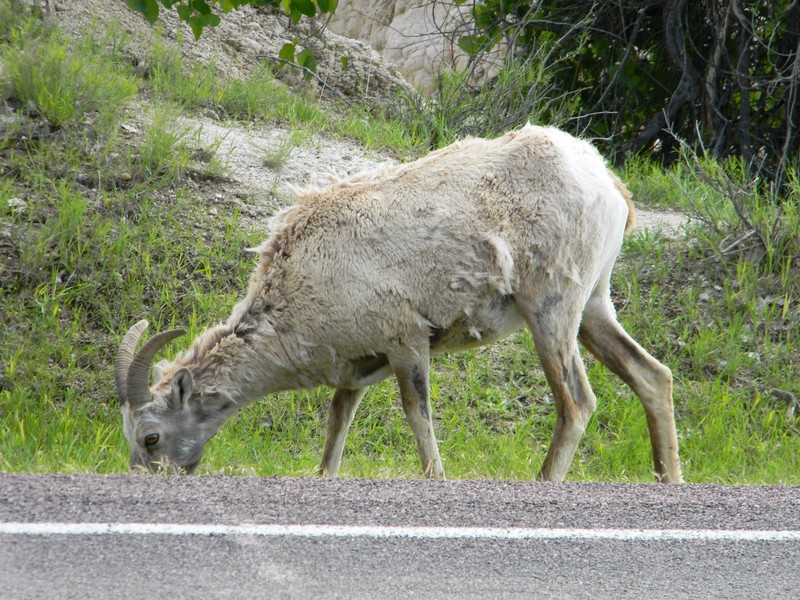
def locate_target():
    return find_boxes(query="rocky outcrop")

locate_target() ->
[328,0,502,93]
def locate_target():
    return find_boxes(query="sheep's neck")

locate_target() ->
[178,321,312,406]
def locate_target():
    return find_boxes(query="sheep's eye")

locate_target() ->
[144,433,160,448]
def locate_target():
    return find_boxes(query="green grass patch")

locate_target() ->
[2,18,136,131]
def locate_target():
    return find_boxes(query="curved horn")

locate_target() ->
[115,320,149,406]
[126,328,187,408]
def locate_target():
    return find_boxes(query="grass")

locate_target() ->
[2,17,136,131]
[1,3,798,483]
[262,129,310,171]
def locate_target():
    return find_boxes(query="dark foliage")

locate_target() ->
[456,0,800,189]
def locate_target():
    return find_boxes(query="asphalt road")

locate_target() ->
[1,474,799,599]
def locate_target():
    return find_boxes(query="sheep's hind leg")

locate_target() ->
[579,292,682,483]
[390,345,445,480]
[319,387,367,477]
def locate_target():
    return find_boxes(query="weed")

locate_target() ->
[134,105,193,180]
[148,34,218,109]
[214,65,285,121]
[0,1,51,46]
[1,22,136,131]
[389,59,579,150]
[262,129,309,171]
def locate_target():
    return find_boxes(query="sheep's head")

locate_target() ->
[115,320,207,474]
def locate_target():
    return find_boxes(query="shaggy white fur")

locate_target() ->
[117,125,682,484]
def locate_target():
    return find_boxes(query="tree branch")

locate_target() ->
[623,0,702,159]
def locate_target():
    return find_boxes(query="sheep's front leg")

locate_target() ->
[518,295,596,482]
[390,346,445,479]
[534,343,597,482]
[319,387,367,477]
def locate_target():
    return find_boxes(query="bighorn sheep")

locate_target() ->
[115,124,683,482]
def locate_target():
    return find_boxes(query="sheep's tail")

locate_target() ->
[609,170,635,233]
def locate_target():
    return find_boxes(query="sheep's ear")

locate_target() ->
[169,368,193,410]
[153,359,170,384]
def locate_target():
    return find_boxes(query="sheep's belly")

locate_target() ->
[430,294,525,354]
[339,296,525,390]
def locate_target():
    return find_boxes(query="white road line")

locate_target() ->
[1,522,799,542]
